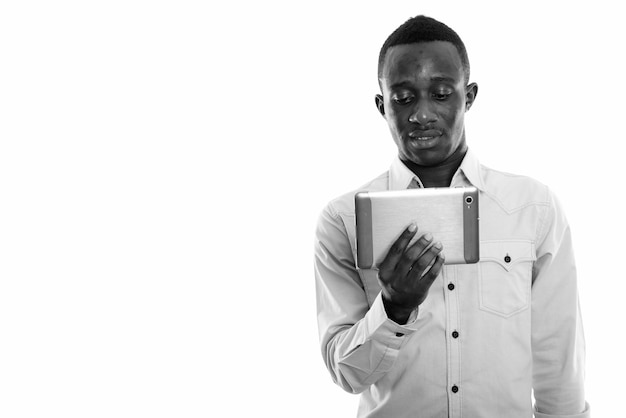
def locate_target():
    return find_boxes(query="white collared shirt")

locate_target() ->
[314,150,590,417]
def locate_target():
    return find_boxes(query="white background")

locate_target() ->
[0,1,623,416]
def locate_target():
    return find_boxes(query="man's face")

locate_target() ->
[376,41,477,166]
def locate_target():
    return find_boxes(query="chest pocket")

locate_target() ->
[479,240,536,318]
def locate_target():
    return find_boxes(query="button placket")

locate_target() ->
[443,266,462,417]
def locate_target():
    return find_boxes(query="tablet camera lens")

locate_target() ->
[465,196,473,205]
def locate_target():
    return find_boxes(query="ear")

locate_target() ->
[465,83,478,111]
[375,94,385,117]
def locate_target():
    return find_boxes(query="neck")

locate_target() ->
[401,144,468,188]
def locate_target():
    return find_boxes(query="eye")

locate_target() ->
[393,95,414,105]
[432,89,453,101]
[432,92,452,101]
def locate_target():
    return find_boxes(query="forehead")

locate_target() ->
[381,41,464,85]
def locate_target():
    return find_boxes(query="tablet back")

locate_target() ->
[355,187,479,269]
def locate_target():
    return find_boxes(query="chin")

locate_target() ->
[406,150,447,167]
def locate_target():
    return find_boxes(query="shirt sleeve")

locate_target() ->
[531,188,590,417]
[314,202,418,394]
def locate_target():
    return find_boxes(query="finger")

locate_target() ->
[395,232,433,277]
[378,223,418,280]
[408,241,443,279]
[419,253,445,289]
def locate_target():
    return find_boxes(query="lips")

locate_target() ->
[408,129,443,141]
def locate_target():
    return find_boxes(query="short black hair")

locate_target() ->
[378,15,470,84]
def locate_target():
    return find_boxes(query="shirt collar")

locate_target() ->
[388,148,486,191]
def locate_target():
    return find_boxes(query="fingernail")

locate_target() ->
[408,223,417,232]
[423,232,433,241]
[434,241,442,249]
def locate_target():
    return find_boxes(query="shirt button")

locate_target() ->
[395,332,404,337]
[447,283,455,291]
[452,330,459,339]
[504,255,511,263]
[451,385,459,393]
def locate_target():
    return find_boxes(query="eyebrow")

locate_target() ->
[390,76,456,89]
[430,75,456,83]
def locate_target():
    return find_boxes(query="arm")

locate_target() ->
[532,189,590,417]
[314,203,442,393]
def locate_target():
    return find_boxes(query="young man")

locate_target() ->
[314,15,589,418]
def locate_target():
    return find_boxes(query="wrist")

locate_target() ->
[382,295,415,324]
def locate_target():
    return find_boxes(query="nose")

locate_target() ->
[408,100,437,125]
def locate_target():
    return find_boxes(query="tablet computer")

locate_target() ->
[355,187,479,269]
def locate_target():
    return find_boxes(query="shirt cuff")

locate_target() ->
[363,293,419,348]
[534,402,590,418]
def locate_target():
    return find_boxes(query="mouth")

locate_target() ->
[407,130,443,149]
[408,130,443,141]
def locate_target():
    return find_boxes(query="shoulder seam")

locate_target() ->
[326,200,341,219]
[535,186,554,245]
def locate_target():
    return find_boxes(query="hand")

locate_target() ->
[378,223,445,324]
